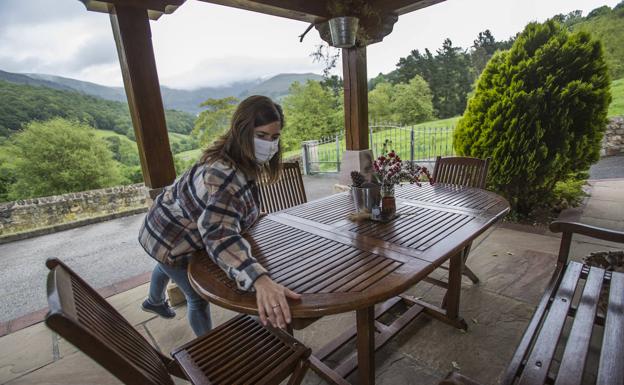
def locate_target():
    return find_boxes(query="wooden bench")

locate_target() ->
[442,220,624,385]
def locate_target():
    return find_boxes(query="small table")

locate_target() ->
[189,184,509,385]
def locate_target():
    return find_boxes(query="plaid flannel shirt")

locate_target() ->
[138,160,267,291]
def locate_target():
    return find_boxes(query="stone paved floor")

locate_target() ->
[1,179,622,385]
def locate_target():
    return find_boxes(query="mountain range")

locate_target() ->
[0,70,322,115]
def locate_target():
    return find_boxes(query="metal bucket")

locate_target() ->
[351,185,381,213]
[328,17,359,48]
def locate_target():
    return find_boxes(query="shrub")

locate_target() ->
[454,20,611,216]
[8,118,122,200]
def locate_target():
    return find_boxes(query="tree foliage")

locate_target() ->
[368,76,434,124]
[7,118,122,200]
[454,20,611,215]
[193,96,238,146]
[281,80,344,151]
[370,36,505,119]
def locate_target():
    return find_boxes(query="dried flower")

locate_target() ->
[372,150,434,188]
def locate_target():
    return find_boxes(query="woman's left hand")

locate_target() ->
[253,275,301,329]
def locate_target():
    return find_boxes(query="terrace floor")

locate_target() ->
[1,170,623,385]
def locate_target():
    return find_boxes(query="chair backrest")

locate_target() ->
[257,162,307,213]
[45,258,175,385]
[432,156,490,189]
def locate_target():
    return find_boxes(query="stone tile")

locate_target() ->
[55,333,78,359]
[0,323,54,384]
[588,179,624,190]
[209,304,239,329]
[371,350,443,385]
[587,185,624,202]
[472,227,561,256]
[568,239,622,263]
[582,199,624,223]
[107,283,156,326]
[469,225,498,251]
[6,309,49,335]
[4,351,122,385]
[112,272,151,295]
[145,304,195,355]
[575,216,624,240]
[0,322,8,337]
[294,312,355,354]
[467,228,560,304]
[394,288,534,385]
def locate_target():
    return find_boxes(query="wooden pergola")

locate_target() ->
[79,0,445,195]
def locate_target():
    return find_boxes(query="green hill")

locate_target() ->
[0,80,195,138]
[610,77,624,116]
[241,73,323,101]
[570,4,624,79]
[2,70,324,115]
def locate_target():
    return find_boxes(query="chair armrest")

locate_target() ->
[550,221,624,244]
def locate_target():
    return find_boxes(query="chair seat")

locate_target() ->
[172,315,309,385]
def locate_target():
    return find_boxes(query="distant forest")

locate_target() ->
[0,80,195,138]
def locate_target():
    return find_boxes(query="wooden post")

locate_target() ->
[338,46,373,185]
[342,46,369,151]
[110,5,176,196]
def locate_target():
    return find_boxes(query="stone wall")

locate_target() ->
[602,116,624,156]
[0,184,148,236]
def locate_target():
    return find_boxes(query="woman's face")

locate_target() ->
[254,121,281,142]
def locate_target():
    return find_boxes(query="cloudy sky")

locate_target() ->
[0,0,620,89]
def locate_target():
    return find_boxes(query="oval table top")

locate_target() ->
[189,183,509,318]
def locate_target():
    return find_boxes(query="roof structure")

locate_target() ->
[78,0,446,192]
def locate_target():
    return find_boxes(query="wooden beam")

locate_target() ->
[197,0,330,23]
[110,5,176,191]
[369,0,445,16]
[342,46,369,151]
[80,0,185,20]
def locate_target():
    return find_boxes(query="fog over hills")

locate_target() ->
[0,70,322,114]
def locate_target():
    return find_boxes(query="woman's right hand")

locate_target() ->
[253,275,301,329]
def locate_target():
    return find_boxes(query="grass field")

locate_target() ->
[609,78,624,117]
[177,148,203,162]
[93,129,192,148]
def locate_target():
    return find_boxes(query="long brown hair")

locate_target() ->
[201,95,284,182]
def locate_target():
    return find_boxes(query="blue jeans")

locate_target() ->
[147,261,212,336]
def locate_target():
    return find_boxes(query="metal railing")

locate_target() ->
[301,123,456,174]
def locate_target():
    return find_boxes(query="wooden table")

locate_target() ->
[189,184,509,385]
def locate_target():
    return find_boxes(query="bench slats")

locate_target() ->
[554,266,605,385]
[597,271,624,385]
[517,262,583,385]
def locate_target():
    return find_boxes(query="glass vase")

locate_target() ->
[381,184,396,218]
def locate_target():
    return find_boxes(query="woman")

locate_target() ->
[139,95,300,336]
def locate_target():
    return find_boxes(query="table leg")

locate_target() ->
[356,306,375,385]
[446,251,463,320]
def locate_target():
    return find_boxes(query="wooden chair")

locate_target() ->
[257,162,307,213]
[440,220,624,385]
[432,156,490,190]
[431,156,491,285]
[44,258,310,385]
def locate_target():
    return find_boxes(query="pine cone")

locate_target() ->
[350,171,366,187]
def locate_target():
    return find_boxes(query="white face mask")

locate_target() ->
[254,137,279,164]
